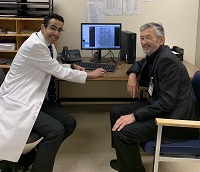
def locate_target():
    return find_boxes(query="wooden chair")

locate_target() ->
[140,70,200,172]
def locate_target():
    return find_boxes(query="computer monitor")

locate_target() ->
[81,23,121,63]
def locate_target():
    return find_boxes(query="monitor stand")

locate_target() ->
[90,50,110,63]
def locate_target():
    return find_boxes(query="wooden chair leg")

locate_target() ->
[153,125,163,172]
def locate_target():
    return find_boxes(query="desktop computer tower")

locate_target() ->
[120,31,137,64]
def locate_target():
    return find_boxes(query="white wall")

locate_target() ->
[53,0,199,64]
[195,2,200,67]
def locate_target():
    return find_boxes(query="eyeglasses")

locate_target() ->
[46,25,65,33]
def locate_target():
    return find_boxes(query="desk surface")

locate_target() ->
[183,60,200,79]
[1,58,199,81]
[57,58,200,102]
[87,60,130,81]
[86,59,200,81]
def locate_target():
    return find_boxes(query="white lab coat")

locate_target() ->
[0,31,87,162]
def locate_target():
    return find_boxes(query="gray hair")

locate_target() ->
[140,22,165,37]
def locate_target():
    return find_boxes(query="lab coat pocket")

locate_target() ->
[3,96,30,125]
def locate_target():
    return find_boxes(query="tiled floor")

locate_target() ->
[52,104,200,172]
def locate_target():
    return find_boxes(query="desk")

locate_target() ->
[87,60,200,80]
[57,58,200,104]
[1,58,198,80]
[182,60,200,79]
[86,60,130,81]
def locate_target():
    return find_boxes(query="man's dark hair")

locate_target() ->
[44,13,64,27]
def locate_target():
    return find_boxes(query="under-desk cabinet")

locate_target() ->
[0,17,43,71]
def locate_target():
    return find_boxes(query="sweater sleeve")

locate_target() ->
[126,58,146,76]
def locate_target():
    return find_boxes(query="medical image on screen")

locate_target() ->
[81,23,121,50]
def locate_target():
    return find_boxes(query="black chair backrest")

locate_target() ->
[191,71,200,103]
[0,68,5,86]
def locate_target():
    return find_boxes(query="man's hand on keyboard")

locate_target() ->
[73,64,85,71]
[87,68,107,78]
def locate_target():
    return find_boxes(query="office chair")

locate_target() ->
[140,70,200,172]
[0,68,42,163]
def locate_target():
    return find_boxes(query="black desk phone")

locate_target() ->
[61,46,81,64]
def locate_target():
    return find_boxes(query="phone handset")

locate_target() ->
[61,46,69,63]
[61,46,81,63]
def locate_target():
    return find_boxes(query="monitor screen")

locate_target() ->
[81,23,121,63]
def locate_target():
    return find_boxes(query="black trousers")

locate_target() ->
[30,99,76,172]
[110,101,157,172]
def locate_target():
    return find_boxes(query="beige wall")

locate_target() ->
[54,0,199,64]
[195,2,200,67]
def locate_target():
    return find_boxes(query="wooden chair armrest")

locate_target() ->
[155,118,200,129]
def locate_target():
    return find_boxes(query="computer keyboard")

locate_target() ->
[74,61,117,72]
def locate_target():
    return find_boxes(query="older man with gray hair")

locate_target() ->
[109,22,199,172]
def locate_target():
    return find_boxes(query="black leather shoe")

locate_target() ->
[10,162,26,172]
[0,160,11,172]
[18,148,36,169]
[110,159,118,171]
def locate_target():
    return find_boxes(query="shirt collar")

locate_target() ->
[37,30,51,47]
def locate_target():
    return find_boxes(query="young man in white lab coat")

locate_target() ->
[0,13,107,172]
